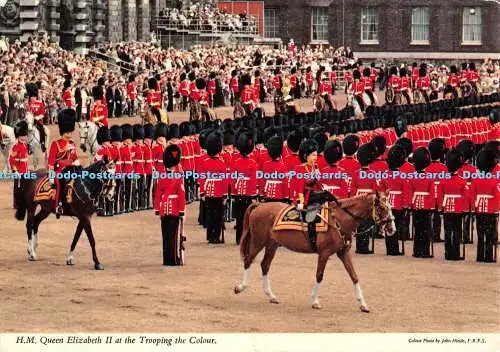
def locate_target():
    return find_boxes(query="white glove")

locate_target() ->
[73,160,81,166]
[296,203,304,211]
[49,177,55,185]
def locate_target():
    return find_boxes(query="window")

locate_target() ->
[311,7,328,42]
[264,8,279,38]
[360,7,378,44]
[462,7,482,44]
[411,7,430,44]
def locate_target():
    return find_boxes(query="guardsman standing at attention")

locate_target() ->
[231,131,258,244]
[94,126,113,216]
[9,120,29,211]
[437,149,469,261]
[47,109,79,218]
[143,123,155,209]
[456,139,476,244]
[471,149,499,263]
[427,138,448,243]
[109,125,123,214]
[260,135,289,203]
[385,145,409,256]
[203,131,228,244]
[320,140,348,200]
[120,124,135,213]
[132,124,146,210]
[409,147,434,258]
[155,144,186,266]
[338,134,361,197]
[152,122,168,198]
[90,86,108,127]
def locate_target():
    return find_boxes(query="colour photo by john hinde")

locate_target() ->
[0,0,499,351]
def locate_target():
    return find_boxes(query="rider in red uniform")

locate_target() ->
[9,121,29,210]
[26,82,47,152]
[47,109,79,218]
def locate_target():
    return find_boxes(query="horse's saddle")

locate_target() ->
[34,176,56,202]
[273,205,329,233]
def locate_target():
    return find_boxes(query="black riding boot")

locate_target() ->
[36,124,46,152]
[308,222,317,252]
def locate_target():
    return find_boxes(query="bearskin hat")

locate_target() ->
[96,126,111,145]
[481,140,499,156]
[128,74,135,83]
[363,68,371,77]
[476,150,496,173]
[240,73,252,86]
[180,72,186,81]
[389,66,398,76]
[450,65,457,74]
[428,138,446,161]
[188,71,196,82]
[223,129,235,146]
[57,108,76,136]
[236,131,254,157]
[399,67,407,77]
[196,78,206,90]
[312,131,327,153]
[163,144,181,169]
[412,147,431,172]
[371,135,387,158]
[419,67,427,77]
[133,124,145,141]
[324,140,343,166]
[298,139,319,163]
[26,83,38,98]
[342,134,360,156]
[63,78,72,90]
[490,109,499,124]
[167,123,180,140]
[14,120,28,138]
[263,127,278,144]
[92,86,103,101]
[353,70,361,80]
[148,78,157,90]
[267,136,283,160]
[456,139,475,162]
[394,115,408,137]
[387,145,406,171]
[143,123,154,140]
[206,131,223,157]
[273,67,280,76]
[97,76,105,86]
[110,125,122,142]
[357,143,377,167]
[199,128,213,150]
[445,148,463,173]
[395,137,413,158]
[154,122,168,140]
[121,124,133,141]
[286,130,302,153]
[469,62,476,71]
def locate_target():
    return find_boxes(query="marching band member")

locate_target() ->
[231,131,258,244]
[109,125,123,214]
[47,109,79,218]
[427,138,448,243]
[363,68,375,105]
[416,64,431,103]
[26,82,47,152]
[94,126,113,217]
[318,75,334,111]
[178,73,190,111]
[9,121,29,211]
[155,144,186,266]
[241,74,257,116]
[437,149,470,261]
[90,86,108,127]
[208,72,217,108]
[447,65,460,98]
[399,67,411,104]
[471,149,499,263]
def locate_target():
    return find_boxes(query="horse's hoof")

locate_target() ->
[234,285,245,294]
[66,259,73,266]
[360,305,370,313]
[269,297,279,304]
[28,255,36,261]
[94,263,104,270]
[312,302,322,310]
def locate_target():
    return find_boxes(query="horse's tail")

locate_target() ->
[14,183,27,221]
[240,202,259,260]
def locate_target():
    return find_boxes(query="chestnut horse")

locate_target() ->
[234,191,396,312]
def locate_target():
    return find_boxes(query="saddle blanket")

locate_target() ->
[34,176,55,202]
[273,205,329,232]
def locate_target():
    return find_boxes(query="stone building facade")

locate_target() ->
[263,0,500,55]
[0,0,165,53]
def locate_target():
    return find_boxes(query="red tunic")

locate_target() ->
[230,77,239,94]
[272,75,281,90]
[47,138,78,172]
[318,82,332,95]
[320,165,349,199]
[231,155,258,197]
[28,98,46,123]
[338,156,361,197]
[127,83,136,100]
[110,144,122,173]
[416,77,430,90]
[363,77,373,91]
[388,76,401,90]
[208,80,216,95]
[9,142,29,173]
[290,75,298,88]
[90,101,108,127]
[470,177,500,213]
[411,67,419,82]
[179,81,189,97]
[132,143,145,174]
[202,156,228,198]
[447,75,459,88]
[63,89,74,108]
[351,81,364,96]
[142,143,153,175]
[241,87,257,110]
[351,167,385,197]
[120,144,134,174]
[408,175,434,210]
[189,81,200,101]
[260,159,289,199]
[306,72,313,86]
[330,71,337,85]
[425,161,447,205]
[291,163,324,205]
[153,143,165,174]
[199,90,209,106]
[437,174,470,213]
[147,90,162,108]
[154,172,185,217]
[344,71,353,83]
[386,170,411,210]
[93,145,113,163]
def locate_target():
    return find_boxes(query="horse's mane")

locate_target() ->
[338,194,373,208]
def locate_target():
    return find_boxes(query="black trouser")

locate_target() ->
[356,218,374,254]
[128,99,135,116]
[123,177,133,212]
[323,94,333,110]
[444,213,463,260]
[385,209,403,255]
[462,212,473,243]
[199,198,207,228]
[431,210,442,241]
[205,197,224,243]
[182,96,188,111]
[224,193,233,222]
[160,215,182,265]
[413,210,432,258]
[476,214,497,263]
[133,175,145,210]
[107,103,114,118]
[184,175,195,203]
[36,123,46,150]
[365,90,375,105]
[113,179,122,214]
[402,91,411,104]
[233,196,254,245]
[145,175,153,209]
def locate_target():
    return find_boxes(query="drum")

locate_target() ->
[145,107,169,124]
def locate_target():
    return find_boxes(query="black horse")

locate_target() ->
[14,158,116,270]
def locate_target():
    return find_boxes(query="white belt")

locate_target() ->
[135,160,144,162]
[357,189,372,193]
[413,192,429,196]
[124,161,133,164]
[475,194,494,207]
[266,180,282,184]
[442,194,461,206]
[146,160,153,163]
[15,158,28,162]
[389,191,402,195]
[168,195,178,199]
[116,161,123,164]
[324,185,340,190]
